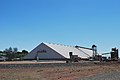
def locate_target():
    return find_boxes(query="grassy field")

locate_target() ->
[0,61,120,80]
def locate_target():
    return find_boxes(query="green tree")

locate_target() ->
[4,47,18,61]
[22,50,28,54]
[13,48,18,53]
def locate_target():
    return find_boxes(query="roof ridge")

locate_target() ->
[43,42,75,47]
[43,42,92,49]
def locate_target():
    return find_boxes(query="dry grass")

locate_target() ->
[0,62,120,80]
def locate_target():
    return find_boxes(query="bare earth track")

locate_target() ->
[0,61,120,80]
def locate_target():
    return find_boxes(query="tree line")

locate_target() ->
[0,47,28,61]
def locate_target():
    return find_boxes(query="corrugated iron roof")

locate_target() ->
[43,42,93,58]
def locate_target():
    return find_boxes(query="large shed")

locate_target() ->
[24,42,93,60]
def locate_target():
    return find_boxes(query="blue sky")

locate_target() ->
[0,0,120,55]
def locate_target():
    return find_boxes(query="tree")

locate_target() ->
[9,47,12,53]
[4,47,13,53]
[0,51,3,53]
[22,50,28,54]
[4,47,18,61]
[3,47,28,61]
[4,48,9,53]
[13,48,18,53]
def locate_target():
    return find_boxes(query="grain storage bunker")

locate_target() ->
[24,42,93,61]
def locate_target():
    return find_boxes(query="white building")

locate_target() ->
[0,56,7,61]
[24,42,93,60]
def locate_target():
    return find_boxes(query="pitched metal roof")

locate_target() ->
[43,42,93,58]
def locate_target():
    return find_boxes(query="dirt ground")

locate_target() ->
[0,62,120,80]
